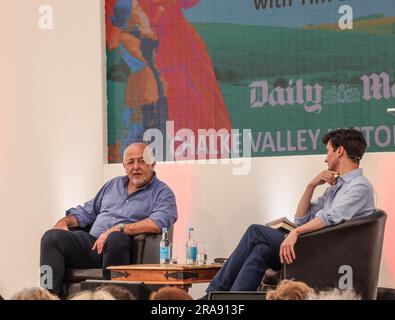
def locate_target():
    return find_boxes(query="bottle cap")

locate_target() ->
[188,227,194,231]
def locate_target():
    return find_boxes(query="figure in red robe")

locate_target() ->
[139,0,232,156]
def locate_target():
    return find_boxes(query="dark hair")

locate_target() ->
[322,128,367,163]
[95,285,136,300]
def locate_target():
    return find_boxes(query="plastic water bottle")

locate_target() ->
[160,227,170,264]
[186,227,197,264]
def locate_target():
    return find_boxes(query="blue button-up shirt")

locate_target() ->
[294,168,375,227]
[66,173,178,238]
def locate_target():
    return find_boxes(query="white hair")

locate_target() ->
[308,288,361,300]
[69,290,115,300]
[122,142,155,164]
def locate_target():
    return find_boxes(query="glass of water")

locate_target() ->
[197,242,208,265]
[170,242,178,264]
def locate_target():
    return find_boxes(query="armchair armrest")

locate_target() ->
[133,225,174,264]
[130,224,174,264]
[130,233,162,264]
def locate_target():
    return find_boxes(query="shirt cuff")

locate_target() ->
[294,213,311,226]
[315,210,331,227]
[65,208,85,228]
[294,216,307,226]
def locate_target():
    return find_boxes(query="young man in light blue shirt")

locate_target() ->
[204,128,375,296]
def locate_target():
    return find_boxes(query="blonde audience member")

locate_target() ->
[95,284,136,300]
[150,287,193,300]
[309,288,361,300]
[266,279,315,300]
[11,287,59,300]
[69,290,115,300]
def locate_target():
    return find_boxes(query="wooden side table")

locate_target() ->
[108,264,222,291]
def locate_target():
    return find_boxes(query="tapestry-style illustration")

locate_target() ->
[106,0,395,162]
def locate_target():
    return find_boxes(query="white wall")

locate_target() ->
[0,0,106,298]
[0,0,394,300]
[104,152,395,299]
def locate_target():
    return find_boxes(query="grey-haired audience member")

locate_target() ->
[308,288,361,300]
[68,290,115,300]
[11,287,59,300]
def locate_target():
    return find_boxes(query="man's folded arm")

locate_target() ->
[53,214,80,229]
[148,187,178,230]
[294,216,326,236]
[122,188,178,236]
[63,181,111,228]
[123,218,161,235]
[294,187,329,226]
[315,184,373,227]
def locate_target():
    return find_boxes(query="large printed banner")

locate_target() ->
[106,0,395,163]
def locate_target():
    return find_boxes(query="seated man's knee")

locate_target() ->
[105,232,131,250]
[41,229,67,247]
[247,224,265,234]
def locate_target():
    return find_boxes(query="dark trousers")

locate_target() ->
[207,224,285,292]
[40,229,132,296]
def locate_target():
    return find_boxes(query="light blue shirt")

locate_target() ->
[294,169,375,227]
[66,173,178,238]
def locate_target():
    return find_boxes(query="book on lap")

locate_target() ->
[266,217,297,233]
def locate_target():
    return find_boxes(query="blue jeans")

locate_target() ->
[207,224,286,292]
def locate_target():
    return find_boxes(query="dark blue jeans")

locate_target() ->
[207,224,286,292]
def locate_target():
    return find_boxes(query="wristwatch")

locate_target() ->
[117,223,125,232]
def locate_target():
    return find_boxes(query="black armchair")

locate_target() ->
[280,210,387,299]
[62,226,173,298]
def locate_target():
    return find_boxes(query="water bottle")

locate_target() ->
[186,227,197,264]
[160,227,170,264]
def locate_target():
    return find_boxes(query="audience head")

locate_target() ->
[95,285,136,300]
[265,280,315,300]
[308,288,361,300]
[149,287,193,300]
[69,290,115,300]
[11,287,59,300]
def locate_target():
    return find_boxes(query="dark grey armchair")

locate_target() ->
[62,226,173,298]
[261,210,387,299]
